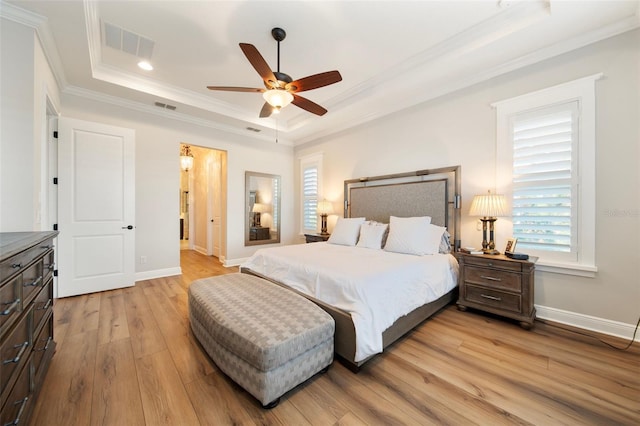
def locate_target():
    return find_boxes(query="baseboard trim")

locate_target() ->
[224,257,250,267]
[135,267,182,282]
[536,305,639,342]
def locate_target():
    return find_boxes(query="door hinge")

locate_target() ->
[53,177,58,185]
[53,131,58,139]
[53,270,58,277]
[53,224,58,231]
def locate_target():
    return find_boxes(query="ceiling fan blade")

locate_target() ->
[286,71,342,93]
[206,86,265,93]
[239,43,277,86]
[259,102,273,118]
[291,94,328,116]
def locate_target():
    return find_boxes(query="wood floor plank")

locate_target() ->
[97,289,130,345]
[29,330,98,426]
[135,349,200,426]
[91,339,145,426]
[28,250,640,426]
[122,285,167,359]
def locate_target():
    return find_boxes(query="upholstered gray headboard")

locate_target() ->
[344,166,461,251]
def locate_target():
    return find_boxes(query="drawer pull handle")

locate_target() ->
[24,276,43,287]
[480,275,502,282]
[4,396,28,426]
[41,299,53,310]
[47,264,55,271]
[481,294,502,301]
[40,244,53,249]
[10,263,22,269]
[3,341,29,365]
[1,299,20,316]
[35,336,53,352]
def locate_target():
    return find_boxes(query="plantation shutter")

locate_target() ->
[511,101,578,255]
[302,165,318,231]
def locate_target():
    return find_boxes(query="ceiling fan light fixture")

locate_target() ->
[263,89,293,109]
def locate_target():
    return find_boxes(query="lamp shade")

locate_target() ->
[317,200,334,215]
[262,89,294,110]
[469,190,507,217]
[252,203,265,213]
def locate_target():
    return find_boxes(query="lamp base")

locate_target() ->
[483,249,500,255]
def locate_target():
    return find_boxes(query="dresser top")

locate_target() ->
[0,231,59,262]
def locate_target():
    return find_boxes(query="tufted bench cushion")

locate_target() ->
[188,273,334,407]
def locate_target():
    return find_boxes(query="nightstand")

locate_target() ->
[456,252,537,329]
[304,233,330,243]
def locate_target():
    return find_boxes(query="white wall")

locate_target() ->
[1,20,35,230]
[1,19,60,232]
[295,30,640,332]
[60,94,295,274]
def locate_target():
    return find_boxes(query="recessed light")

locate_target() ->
[138,60,153,71]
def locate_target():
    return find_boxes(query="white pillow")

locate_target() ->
[425,224,447,255]
[328,217,366,246]
[383,216,434,255]
[356,221,389,250]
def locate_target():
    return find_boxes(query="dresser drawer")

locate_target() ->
[0,277,22,339]
[32,313,54,380]
[0,360,31,426]
[32,278,53,335]
[0,242,51,282]
[0,305,32,401]
[42,248,55,282]
[464,266,522,292]
[463,256,523,272]
[465,284,522,313]
[21,260,44,307]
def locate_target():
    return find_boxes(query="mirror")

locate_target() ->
[245,171,281,246]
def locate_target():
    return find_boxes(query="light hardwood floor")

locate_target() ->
[29,250,639,425]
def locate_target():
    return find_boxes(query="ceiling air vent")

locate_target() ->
[103,21,154,59]
[246,127,262,133]
[155,102,177,111]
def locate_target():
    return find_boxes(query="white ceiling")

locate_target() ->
[3,0,639,145]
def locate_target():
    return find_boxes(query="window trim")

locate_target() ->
[299,153,323,235]
[493,73,601,277]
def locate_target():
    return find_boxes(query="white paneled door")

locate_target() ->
[57,117,135,297]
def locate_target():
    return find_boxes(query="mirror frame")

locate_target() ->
[245,171,281,246]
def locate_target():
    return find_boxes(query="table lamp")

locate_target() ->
[469,190,507,255]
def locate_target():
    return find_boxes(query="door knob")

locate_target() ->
[122,225,134,230]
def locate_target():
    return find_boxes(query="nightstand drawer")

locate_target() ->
[464,266,522,292]
[463,256,522,272]
[465,285,521,313]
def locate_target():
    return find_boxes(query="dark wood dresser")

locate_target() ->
[304,233,330,243]
[0,231,57,425]
[456,252,537,329]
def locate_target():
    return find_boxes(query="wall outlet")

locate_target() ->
[476,219,482,231]
[140,256,147,264]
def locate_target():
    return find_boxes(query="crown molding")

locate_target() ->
[63,85,293,146]
[1,0,68,89]
[291,5,639,146]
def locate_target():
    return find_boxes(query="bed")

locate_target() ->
[241,165,462,370]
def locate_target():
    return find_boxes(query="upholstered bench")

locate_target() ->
[188,273,334,408]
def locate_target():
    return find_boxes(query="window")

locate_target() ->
[495,74,600,276]
[512,102,577,257]
[300,154,323,234]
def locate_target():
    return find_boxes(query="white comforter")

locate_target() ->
[241,242,458,362]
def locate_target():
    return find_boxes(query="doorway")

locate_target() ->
[180,144,227,263]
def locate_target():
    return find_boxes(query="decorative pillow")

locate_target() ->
[439,229,452,254]
[424,224,447,255]
[383,216,432,255]
[327,217,366,246]
[356,221,389,250]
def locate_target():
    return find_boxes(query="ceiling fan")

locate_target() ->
[207,27,342,118]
